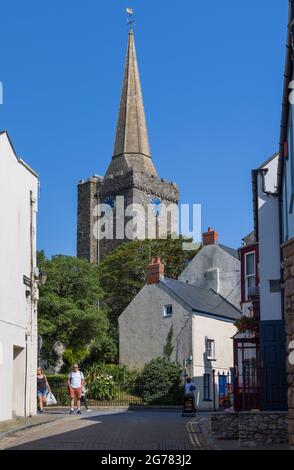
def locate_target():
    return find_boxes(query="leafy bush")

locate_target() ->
[138,358,183,404]
[84,363,138,401]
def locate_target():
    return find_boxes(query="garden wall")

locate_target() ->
[211,411,288,448]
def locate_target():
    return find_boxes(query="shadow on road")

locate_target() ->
[7,410,196,451]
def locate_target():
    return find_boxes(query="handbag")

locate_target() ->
[46,391,57,406]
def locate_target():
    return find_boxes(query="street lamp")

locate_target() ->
[39,270,47,286]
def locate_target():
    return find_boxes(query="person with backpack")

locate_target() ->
[68,364,84,415]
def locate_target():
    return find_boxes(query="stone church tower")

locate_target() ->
[77,29,179,263]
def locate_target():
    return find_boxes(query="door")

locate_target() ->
[12,346,25,417]
[259,321,287,411]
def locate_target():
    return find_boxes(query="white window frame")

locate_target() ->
[163,304,173,318]
[206,339,215,360]
[245,251,256,300]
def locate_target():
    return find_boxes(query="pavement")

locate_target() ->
[0,409,290,451]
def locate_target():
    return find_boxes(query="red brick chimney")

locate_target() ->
[147,257,165,284]
[203,227,219,246]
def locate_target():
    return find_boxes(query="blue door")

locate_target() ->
[259,320,287,411]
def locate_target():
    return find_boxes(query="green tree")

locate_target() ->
[37,254,116,369]
[98,237,198,341]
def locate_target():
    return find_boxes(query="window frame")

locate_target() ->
[163,304,173,318]
[206,339,216,360]
[245,251,256,300]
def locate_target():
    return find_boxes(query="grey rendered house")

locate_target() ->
[119,229,241,411]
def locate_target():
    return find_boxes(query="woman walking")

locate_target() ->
[37,368,50,413]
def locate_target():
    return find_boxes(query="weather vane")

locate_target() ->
[126,8,135,29]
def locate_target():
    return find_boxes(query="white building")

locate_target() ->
[253,153,283,322]
[0,131,39,421]
[251,153,287,410]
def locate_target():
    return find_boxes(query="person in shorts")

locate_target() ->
[37,368,51,413]
[68,364,84,415]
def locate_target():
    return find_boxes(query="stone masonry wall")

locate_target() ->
[283,237,294,449]
[211,412,288,448]
[210,413,239,440]
[77,176,103,262]
[77,169,180,262]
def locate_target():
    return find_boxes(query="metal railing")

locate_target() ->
[49,380,183,408]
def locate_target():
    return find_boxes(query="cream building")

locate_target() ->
[119,242,241,411]
[0,131,39,421]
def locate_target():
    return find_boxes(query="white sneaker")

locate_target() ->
[86,409,93,412]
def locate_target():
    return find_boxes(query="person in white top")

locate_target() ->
[68,364,84,415]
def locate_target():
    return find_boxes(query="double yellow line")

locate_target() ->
[186,418,201,448]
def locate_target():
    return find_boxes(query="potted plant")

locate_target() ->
[234,316,259,335]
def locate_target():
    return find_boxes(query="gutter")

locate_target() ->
[192,309,237,324]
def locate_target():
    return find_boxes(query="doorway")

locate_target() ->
[12,346,25,417]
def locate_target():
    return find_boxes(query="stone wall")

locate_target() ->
[283,237,294,449]
[211,412,288,448]
[77,169,180,262]
[211,413,239,440]
[238,412,288,448]
[77,176,103,262]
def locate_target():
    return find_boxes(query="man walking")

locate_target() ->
[68,364,84,415]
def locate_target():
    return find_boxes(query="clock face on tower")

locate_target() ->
[151,197,162,216]
[103,196,116,213]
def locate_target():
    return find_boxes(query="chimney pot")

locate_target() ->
[203,227,218,246]
[147,257,164,285]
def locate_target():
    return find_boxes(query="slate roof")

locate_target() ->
[218,244,239,260]
[160,278,241,321]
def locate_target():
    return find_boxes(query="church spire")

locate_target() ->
[105,29,158,177]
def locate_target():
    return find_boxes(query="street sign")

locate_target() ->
[23,275,31,287]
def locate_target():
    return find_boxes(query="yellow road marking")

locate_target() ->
[186,418,200,448]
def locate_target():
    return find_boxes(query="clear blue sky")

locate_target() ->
[0,0,288,257]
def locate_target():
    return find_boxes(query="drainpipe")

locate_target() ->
[26,191,36,417]
[95,192,100,310]
[24,332,28,418]
[252,168,279,199]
